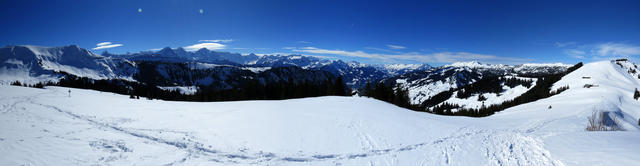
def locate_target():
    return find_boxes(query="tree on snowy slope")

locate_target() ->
[634,88,640,100]
[422,62,583,117]
[392,84,411,108]
[331,76,348,96]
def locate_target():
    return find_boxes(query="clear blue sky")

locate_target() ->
[1,0,639,65]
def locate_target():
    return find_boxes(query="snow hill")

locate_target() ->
[1,60,639,165]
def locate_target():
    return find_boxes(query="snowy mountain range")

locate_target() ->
[0,45,431,89]
[0,45,137,84]
[1,45,571,106]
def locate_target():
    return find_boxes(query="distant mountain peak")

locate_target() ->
[448,61,487,68]
[196,48,210,53]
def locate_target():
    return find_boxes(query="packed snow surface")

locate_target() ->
[1,61,639,165]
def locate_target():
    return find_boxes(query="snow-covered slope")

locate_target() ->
[392,61,570,105]
[0,45,136,84]
[1,61,639,165]
[433,76,538,111]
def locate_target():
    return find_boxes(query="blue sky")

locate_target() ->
[1,0,639,65]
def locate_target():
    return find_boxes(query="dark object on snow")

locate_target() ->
[477,94,487,101]
[582,76,591,79]
[548,105,552,109]
[634,88,640,100]
[615,58,628,62]
[584,84,599,88]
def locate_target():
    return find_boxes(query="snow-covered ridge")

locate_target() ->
[0,45,137,84]
[519,63,572,67]
[448,61,492,68]
[447,61,570,69]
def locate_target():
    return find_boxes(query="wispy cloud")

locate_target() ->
[93,42,123,50]
[184,43,226,51]
[559,42,640,59]
[293,47,387,59]
[198,39,233,43]
[563,49,586,59]
[290,47,530,64]
[365,47,392,52]
[297,41,312,44]
[554,42,577,48]
[594,42,640,57]
[386,44,406,49]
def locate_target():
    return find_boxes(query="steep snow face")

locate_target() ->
[2,60,640,166]
[0,45,136,84]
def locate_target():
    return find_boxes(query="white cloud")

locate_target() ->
[184,42,226,51]
[564,49,585,56]
[365,47,391,52]
[554,42,577,48]
[558,42,640,59]
[96,42,112,46]
[563,49,586,59]
[292,47,530,64]
[297,41,312,44]
[594,42,640,57]
[386,44,406,49]
[93,42,123,50]
[198,39,233,43]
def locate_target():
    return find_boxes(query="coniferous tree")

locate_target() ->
[332,76,347,96]
[363,81,373,97]
[10,81,22,86]
[634,88,640,100]
[392,84,411,108]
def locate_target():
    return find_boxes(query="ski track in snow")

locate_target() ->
[6,92,565,165]
[0,91,562,165]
